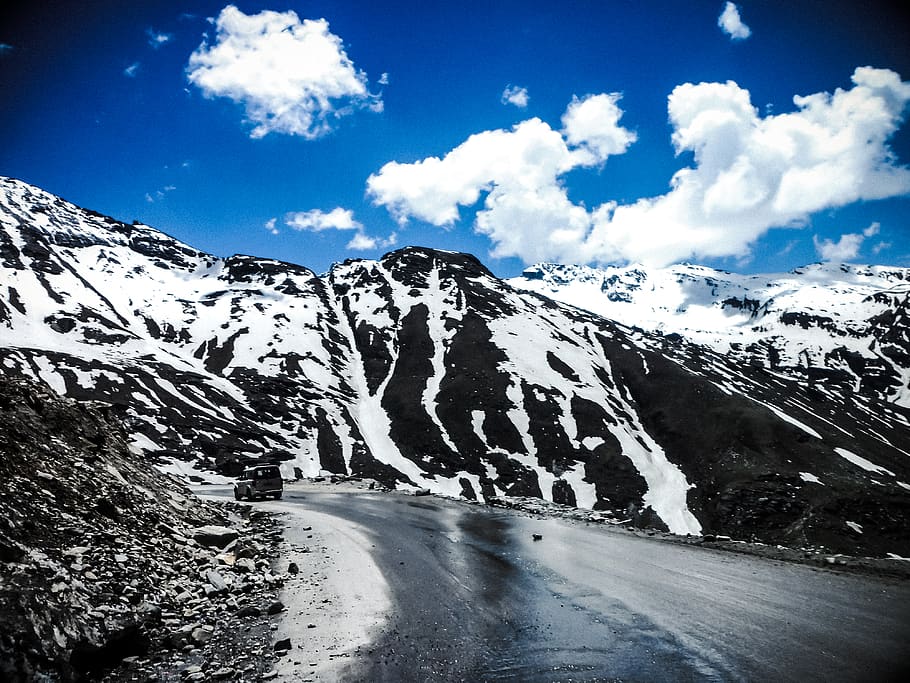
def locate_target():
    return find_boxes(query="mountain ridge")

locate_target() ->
[509,260,910,407]
[2,176,909,556]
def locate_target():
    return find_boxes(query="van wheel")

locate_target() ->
[233,488,242,501]
[273,492,282,500]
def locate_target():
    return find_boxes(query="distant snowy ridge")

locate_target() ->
[510,262,910,407]
[2,176,909,556]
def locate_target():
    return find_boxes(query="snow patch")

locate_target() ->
[835,448,895,477]
[581,436,605,451]
[750,397,823,439]
[32,355,66,395]
[799,472,823,485]
[471,410,487,446]
[562,462,598,510]
[155,458,234,484]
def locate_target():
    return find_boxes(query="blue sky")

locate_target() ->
[1,1,909,277]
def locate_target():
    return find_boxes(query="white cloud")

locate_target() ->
[144,185,177,203]
[285,207,394,251]
[186,5,381,139]
[814,222,881,261]
[368,68,910,267]
[501,85,529,108]
[718,2,751,40]
[346,232,376,250]
[814,233,864,261]
[264,218,279,235]
[367,94,637,264]
[562,93,638,163]
[124,62,140,78]
[873,241,891,255]
[286,208,362,232]
[347,231,397,251]
[147,29,174,49]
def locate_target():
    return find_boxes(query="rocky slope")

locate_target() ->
[1,176,909,557]
[0,376,287,682]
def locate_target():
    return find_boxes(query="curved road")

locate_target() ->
[217,486,910,682]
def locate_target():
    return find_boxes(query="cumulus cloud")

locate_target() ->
[147,29,173,49]
[264,218,279,235]
[718,2,751,40]
[367,93,635,256]
[813,233,864,262]
[124,62,140,78]
[814,222,881,261]
[286,208,362,232]
[501,85,529,108]
[186,5,381,139]
[563,93,638,163]
[368,68,910,267]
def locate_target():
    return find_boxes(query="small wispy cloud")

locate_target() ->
[777,240,799,258]
[147,28,174,49]
[285,207,393,251]
[124,62,140,78]
[145,185,177,203]
[718,2,751,41]
[501,85,529,108]
[814,222,880,262]
[286,208,362,232]
[264,218,279,235]
[346,231,397,251]
[872,241,892,255]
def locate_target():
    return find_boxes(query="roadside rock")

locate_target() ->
[0,378,288,682]
[191,526,240,549]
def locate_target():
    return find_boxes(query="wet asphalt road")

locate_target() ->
[270,488,910,682]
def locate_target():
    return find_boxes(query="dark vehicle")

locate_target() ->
[234,465,283,500]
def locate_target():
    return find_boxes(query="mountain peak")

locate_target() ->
[381,245,495,277]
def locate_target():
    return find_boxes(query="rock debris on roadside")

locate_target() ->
[0,378,296,682]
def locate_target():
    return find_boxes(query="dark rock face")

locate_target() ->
[2,177,909,558]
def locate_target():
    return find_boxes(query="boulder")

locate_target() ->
[234,557,256,574]
[205,569,228,592]
[191,525,239,549]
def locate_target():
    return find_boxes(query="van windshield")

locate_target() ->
[252,467,280,479]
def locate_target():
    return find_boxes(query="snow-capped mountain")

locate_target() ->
[510,262,910,407]
[2,177,909,556]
